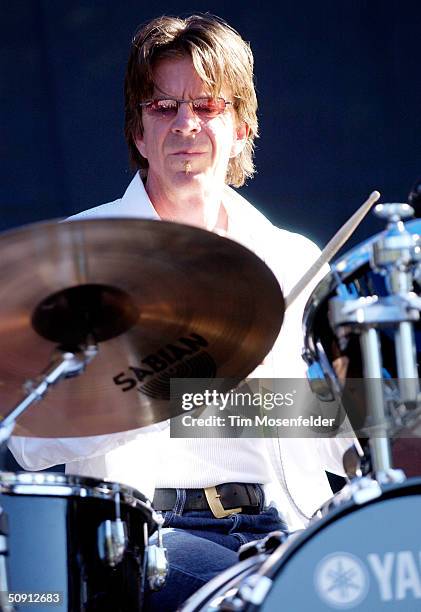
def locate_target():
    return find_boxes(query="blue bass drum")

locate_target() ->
[182,479,421,611]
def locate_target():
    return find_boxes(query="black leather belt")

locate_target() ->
[153,483,261,518]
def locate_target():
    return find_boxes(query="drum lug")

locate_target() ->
[97,518,127,567]
[146,544,168,591]
[146,522,168,591]
[315,476,385,519]
[350,476,383,505]
[238,531,286,561]
[237,574,273,606]
[324,476,383,511]
[210,573,273,610]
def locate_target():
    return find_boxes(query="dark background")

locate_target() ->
[1,2,421,475]
[2,0,420,248]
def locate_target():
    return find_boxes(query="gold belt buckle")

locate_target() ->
[204,486,242,518]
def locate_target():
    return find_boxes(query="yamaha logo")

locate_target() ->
[314,549,421,608]
[314,552,369,609]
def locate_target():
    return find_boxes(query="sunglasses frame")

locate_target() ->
[139,97,232,118]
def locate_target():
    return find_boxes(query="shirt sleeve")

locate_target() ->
[8,421,169,471]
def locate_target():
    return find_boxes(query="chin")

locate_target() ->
[173,169,205,184]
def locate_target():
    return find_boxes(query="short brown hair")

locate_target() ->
[124,14,258,187]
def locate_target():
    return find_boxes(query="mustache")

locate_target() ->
[166,137,207,153]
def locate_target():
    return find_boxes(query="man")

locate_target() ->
[9,14,352,610]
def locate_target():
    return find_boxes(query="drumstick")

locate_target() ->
[285,190,381,309]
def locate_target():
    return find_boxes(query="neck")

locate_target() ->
[145,176,228,232]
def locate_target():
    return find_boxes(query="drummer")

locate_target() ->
[9,14,353,610]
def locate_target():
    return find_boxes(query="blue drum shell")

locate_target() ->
[0,472,155,612]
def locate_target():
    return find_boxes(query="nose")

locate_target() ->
[171,102,201,135]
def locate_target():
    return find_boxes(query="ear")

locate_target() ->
[230,122,250,158]
[134,134,148,159]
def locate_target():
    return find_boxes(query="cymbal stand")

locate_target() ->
[0,344,98,447]
[0,344,96,609]
[329,203,421,481]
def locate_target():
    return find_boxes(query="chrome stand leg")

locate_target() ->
[359,327,392,472]
[395,321,419,402]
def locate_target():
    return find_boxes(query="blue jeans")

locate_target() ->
[143,486,288,611]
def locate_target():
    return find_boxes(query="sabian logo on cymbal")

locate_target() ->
[113,333,216,399]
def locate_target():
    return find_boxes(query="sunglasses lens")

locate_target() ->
[149,100,178,115]
[193,98,226,116]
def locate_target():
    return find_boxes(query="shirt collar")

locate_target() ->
[120,173,159,219]
[121,172,272,249]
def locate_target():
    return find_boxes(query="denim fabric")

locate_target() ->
[143,486,288,611]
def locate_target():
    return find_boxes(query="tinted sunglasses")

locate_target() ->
[139,97,232,119]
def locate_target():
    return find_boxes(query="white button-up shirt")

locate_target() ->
[9,174,352,530]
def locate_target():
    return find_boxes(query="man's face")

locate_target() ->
[135,56,248,200]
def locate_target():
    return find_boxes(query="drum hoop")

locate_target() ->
[181,553,268,612]
[0,470,154,514]
[256,477,421,583]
